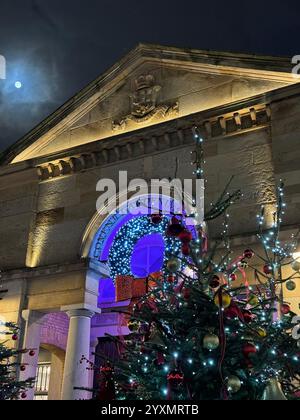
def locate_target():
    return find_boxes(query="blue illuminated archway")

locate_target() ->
[87,194,197,305]
[108,215,181,281]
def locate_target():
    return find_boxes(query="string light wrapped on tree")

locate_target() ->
[0,321,35,399]
[97,130,300,401]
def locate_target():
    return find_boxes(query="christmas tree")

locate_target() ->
[0,288,34,400]
[89,129,300,401]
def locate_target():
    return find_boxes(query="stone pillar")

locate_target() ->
[19,310,45,400]
[61,307,95,400]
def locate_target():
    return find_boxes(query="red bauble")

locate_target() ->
[167,275,175,284]
[167,224,184,237]
[12,334,18,341]
[263,264,272,275]
[243,343,257,358]
[209,276,220,289]
[166,217,184,237]
[244,249,254,259]
[20,365,26,372]
[29,350,35,357]
[182,288,191,301]
[178,229,193,244]
[151,214,163,225]
[281,304,291,315]
[181,244,190,256]
[242,310,253,324]
[229,273,238,282]
[21,392,27,399]
[224,305,240,319]
[294,390,300,398]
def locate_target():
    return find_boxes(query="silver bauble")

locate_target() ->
[226,375,242,394]
[262,378,287,400]
[203,333,220,350]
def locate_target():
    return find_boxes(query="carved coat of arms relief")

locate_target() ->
[112,74,179,132]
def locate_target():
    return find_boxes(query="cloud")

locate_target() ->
[0,44,62,149]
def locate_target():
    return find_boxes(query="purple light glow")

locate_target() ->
[98,278,116,304]
[94,195,199,307]
[131,233,165,278]
[98,233,165,305]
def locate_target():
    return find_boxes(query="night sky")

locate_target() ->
[0,0,299,151]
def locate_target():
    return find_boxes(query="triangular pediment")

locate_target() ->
[1,44,298,164]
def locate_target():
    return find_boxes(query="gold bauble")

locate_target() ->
[167,258,181,273]
[248,295,259,307]
[257,327,267,338]
[203,333,220,350]
[226,375,242,394]
[262,378,287,400]
[214,292,231,309]
[128,320,139,332]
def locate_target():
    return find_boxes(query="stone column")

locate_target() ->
[61,307,95,400]
[19,310,45,400]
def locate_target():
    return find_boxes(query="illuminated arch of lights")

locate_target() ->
[108,215,181,281]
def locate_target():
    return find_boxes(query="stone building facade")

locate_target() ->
[0,44,300,400]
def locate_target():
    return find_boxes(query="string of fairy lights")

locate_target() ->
[108,215,182,281]
[111,128,300,400]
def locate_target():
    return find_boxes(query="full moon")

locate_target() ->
[15,81,22,89]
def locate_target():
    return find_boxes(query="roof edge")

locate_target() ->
[0,43,295,165]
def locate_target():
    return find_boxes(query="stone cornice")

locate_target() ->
[26,80,300,171]
[137,43,295,75]
[1,81,300,182]
[34,101,271,181]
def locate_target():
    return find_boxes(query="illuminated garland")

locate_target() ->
[108,216,181,281]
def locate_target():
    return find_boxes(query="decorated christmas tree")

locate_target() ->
[87,129,300,401]
[0,288,34,400]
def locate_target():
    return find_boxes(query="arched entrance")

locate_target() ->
[80,192,199,398]
[86,193,196,306]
